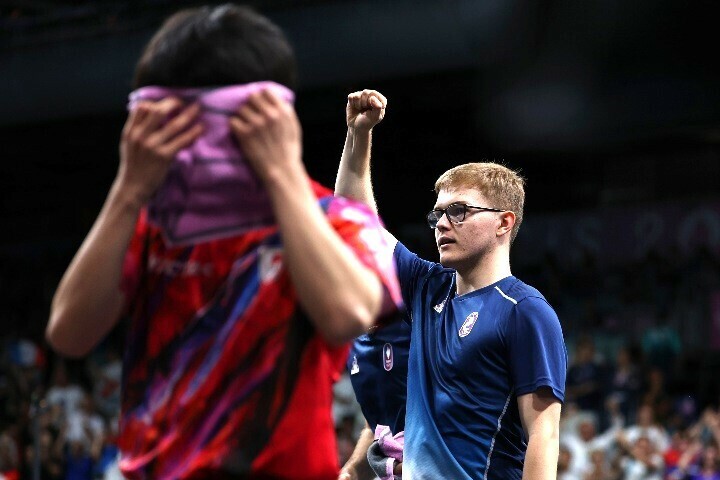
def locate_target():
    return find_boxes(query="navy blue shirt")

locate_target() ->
[395,242,567,480]
[348,318,411,434]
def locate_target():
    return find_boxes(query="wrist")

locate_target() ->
[108,179,149,214]
[348,125,373,136]
[260,158,312,201]
[346,127,372,159]
[338,468,357,480]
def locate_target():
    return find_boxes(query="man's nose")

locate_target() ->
[435,212,452,231]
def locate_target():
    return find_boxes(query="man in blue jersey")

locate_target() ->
[335,89,567,479]
[337,90,410,480]
[339,320,411,480]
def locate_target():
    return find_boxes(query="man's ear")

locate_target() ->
[497,211,516,238]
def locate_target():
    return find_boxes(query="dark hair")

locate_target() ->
[133,4,296,90]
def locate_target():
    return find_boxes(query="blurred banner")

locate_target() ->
[516,200,720,267]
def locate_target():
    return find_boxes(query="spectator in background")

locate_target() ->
[623,403,670,454]
[618,435,664,480]
[0,429,20,480]
[675,407,720,480]
[686,442,720,480]
[2,337,45,446]
[690,408,720,447]
[642,367,674,426]
[567,336,605,419]
[64,393,104,455]
[86,346,121,420]
[563,408,623,476]
[607,344,643,424]
[559,401,583,440]
[45,361,85,420]
[583,448,617,480]
[690,407,720,452]
[22,428,63,480]
[642,315,682,380]
[91,416,119,480]
[665,429,694,479]
[63,437,94,480]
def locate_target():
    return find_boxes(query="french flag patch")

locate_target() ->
[459,312,478,338]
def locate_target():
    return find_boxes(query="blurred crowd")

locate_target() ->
[557,335,720,480]
[3,333,720,479]
[0,338,122,480]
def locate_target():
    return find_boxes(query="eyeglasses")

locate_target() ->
[426,203,505,229]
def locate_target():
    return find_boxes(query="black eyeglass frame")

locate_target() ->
[426,203,505,229]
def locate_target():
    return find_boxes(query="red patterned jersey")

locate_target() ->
[117,182,402,480]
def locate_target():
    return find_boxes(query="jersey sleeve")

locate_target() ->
[394,241,436,319]
[507,296,567,402]
[325,197,404,319]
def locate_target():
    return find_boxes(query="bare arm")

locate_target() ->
[231,90,385,345]
[46,184,136,357]
[518,388,562,480]
[338,423,375,480]
[46,99,202,357]
[334,89,388,214]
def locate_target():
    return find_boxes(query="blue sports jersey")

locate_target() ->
[395,242,567,480]
[348,319,411,434]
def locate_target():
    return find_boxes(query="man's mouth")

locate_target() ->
[437,237,455,247]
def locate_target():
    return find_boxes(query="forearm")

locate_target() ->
[340,425,375,480]
[335,128,377,213]
[47,181,141,356]
[265,162,383,345]
[518,392,562,480]
[522,430,560,480]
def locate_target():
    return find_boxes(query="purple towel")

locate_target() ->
[127,81,295,246]
[367,425,404,480]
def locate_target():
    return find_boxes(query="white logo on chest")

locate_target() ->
[458,312,479,338]
[350,355,360,375]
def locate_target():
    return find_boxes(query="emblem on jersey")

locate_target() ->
[383,343,394,371]
[459,312,479,338]
[434,300,445,313]
[350,355,360,375]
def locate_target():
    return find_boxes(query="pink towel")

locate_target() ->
[373,424,404,480]
[127,81,295,246]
